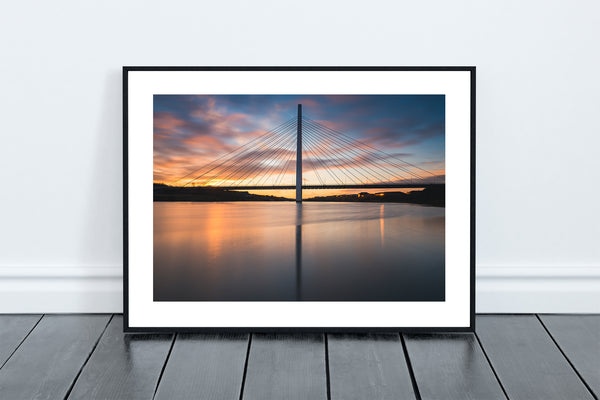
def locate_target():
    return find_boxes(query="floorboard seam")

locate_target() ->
[152,332,177,400]
[400,334,422,400]
[63,314,114,400]
[473,331,510,400]
[535,314,598,400]
[325,334,331,400]
[237,333,252,400]
[0,314,43,371]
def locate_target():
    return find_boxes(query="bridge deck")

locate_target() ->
[205,183,444,190]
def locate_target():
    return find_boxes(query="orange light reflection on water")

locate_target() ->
[380,204,385,248]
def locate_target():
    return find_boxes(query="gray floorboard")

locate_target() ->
[66,315,173,400]
[154,333,249,400]
[404,333,506,400]
[328,333,416,400]
[0,314,110,400]
[0,314,597,400]
[0,314,41,368]
[242,333,328,400]
[476,315,594,400]
[539,314,600,398]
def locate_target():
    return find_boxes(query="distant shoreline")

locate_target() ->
[153,184,445,207]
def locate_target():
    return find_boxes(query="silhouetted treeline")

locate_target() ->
[154,183,444,206]
[304,186,445,207]
[154,184,292,202]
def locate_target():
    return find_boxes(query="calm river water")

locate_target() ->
[154,202,444,301]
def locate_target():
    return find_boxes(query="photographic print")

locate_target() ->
[153,95,445,302]
[124,67,474,330]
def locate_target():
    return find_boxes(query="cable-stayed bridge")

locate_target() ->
[171,105,444,202]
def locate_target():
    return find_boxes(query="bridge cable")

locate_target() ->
[216,125,296,187]
[198,120,296,186]
[302,119,423,184]
[201,119,297,186]
[300,130,348,185]
[220,123,297,187]
[300,136,327,186]
[302,118,421,182]
[301,130,345,185]
[303,130,367,185]
[252,133,298,187]
[176,117,297,186]
[253,136,297,187]
[303,123,400,184]
[304,116,434,176]
[303,123,415,185]
[228,125,297,186]
[303,124,381,185]
[183,117,297,186]
[303,117,436,180]
[274,143,297,186]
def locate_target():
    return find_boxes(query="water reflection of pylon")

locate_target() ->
[295,203,302,300]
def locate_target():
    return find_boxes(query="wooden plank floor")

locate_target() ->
[0,315,597,400]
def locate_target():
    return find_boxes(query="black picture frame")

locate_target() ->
[123,66,476,333]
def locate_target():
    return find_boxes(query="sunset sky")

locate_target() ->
[154,95,445,198]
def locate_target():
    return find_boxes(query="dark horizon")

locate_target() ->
[153,183,445,206]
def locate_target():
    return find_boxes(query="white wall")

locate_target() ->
[1,0,598,313]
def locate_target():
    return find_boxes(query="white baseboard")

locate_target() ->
[0,266,123,313]
[476,266,600,313]
[0,266,598,313]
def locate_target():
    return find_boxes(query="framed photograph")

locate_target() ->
[123,67,475,332]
